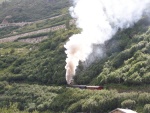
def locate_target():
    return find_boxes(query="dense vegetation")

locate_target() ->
[0,15,71,38]
[0,0,150,112]
[0,17,150,112]
[75,16,150,86]
[0,26,80,85]
[0,0,71,38]
[0,26,19,37]
[0,0,70,23]
[14,15,71,34]
[96,17,150,85]
[0,82,150,113]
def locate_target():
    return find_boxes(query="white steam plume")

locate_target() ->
[64,0,150,84]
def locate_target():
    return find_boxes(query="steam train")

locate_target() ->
[70,85,103,90]
[67,79,103,90]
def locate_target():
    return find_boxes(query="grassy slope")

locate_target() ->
[95,17,150,85]
[0,82,150,113]
[0,1,150,113]
[0,0,69,23]
[0,0,71,38]
[0,18,150,112]
[0,26,80,85]
[0,14,70,38]
[74,16,150,86]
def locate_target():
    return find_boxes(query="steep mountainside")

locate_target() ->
[75,16,150,86]
[0,0,69,22]
[0,0,150,113]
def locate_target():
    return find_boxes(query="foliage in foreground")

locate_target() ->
[0,103,38,113]
[0,82,150,113]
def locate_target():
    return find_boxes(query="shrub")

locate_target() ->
[121,99,136,109]
[143,73,150,84]
[138,93,150,105]
[13,58,26,66]
[67,100,83,113]
[144,104,150,113]
[27,103,36,112]
[0,103,38,113]
[119,92,139,103]
[126,72,142,85]
[107,71,123,83]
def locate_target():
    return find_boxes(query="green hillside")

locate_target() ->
[0,17,150,112]
[75,16,150,86]
[0,0,150,113]
[0,0,69,22]
[0,26,79,84]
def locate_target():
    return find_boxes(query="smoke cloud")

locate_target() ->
[64,0,150,84]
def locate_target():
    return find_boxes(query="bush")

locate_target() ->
[138,93,150,105]
[126,72,142,85]
[13,58,26,67]
[143,73,150,84]
[0,103,38,113]
[144,104,150,113]
[0,81,9,94]
[27,103,36,112]
[119,92,139,103]
[121,99,136,109]
[67,100,83,113]
[107,71,123,83]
